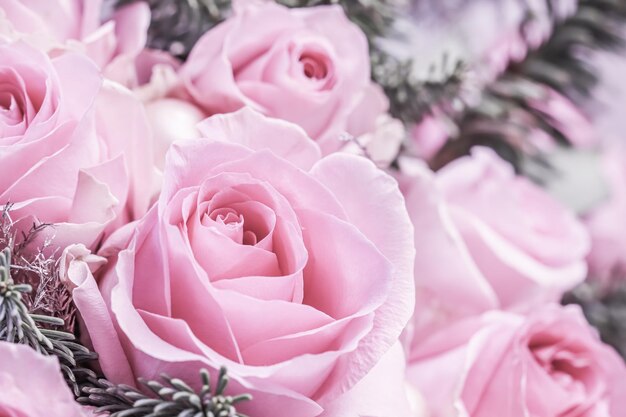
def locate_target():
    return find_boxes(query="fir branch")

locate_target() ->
[79,367,252,417]
[429,0,626,172]
[0,204,77,330]
[516,0,626,102]
[109,0,232,59]
[0,248,97,396]
[372,50,468,124]
[276,0,397,39]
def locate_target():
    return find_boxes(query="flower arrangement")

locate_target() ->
[1,0,626,416]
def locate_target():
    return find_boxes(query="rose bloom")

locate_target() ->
[180,1,385,153]
[0,0,152,86]
[397,148,589,350]
[66,109,416,417]
[0,342,88,416]
[0,40,155,251]
[407,305,626,417]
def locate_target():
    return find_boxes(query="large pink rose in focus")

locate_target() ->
[407,305,626,417]
[0,342,89,416]
[180,2,379,152]
[67,109,416,417]
[0,40,155,251]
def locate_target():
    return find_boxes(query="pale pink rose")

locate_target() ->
[407,305,626,417]
[0,0,152,86]
[397,149,589,356]
[342,84,405,167]
[180,2,379,153]
[585,144,626,284]
[408,115,449,161]
[435,147,589,309]
[68,109,415,417]
[0,40,156,252]
[0,342,88,416]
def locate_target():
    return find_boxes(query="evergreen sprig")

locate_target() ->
[79,367,252,417]
[430,0,626,172]
[517,0,626,102]
[110,0,232,59]
[276,0,396,39]
[373,50,467,125]
[0,247,97,396]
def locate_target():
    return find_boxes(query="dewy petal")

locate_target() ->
[197,108,322,170]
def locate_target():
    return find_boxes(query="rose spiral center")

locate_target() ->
[0,91,23,126]
[530,342,588,398]
[208,207,260,246]
[299,53,328,80]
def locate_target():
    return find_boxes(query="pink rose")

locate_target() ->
[180,2,379,152]
[407,305,626,417]
[408,115,449,161]
[0,0,152,86]
[435,147,589,308]
[397,149,589,353]
[341,83,404,168]
[69,109,415,417]
[0,342,88,416]
[0,40,156,251]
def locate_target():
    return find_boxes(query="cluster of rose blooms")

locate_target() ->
[1,0,626,416]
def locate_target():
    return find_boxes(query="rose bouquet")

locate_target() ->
[1,0,626,416]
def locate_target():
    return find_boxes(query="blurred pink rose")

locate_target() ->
[68,109,415,417]
[585,144,626,284]
[0,40,156,252]
[436,147,589,308]
[396,156,499,356]
[397,148,589,354]
[408,115,449,161]
[0,0,152,86]
[407,305,626,417]
[180,2,379,152]
[342,83,404,167]
[0,342,88,416]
